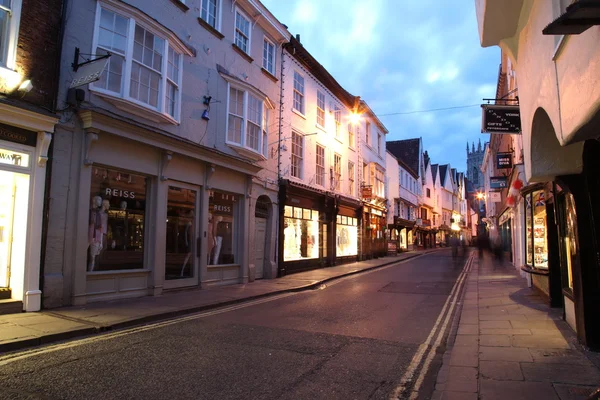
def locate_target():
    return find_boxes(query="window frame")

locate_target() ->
[293,70,305,115]
[233,7,251,55]
[348,123,355,149]
[262,36,275,75]
[224,82,270,158]
[348,161,355,196]
[90,2,187,124]
[291,131,304,179]
[315,144,325,187]
[0,0,21,70]
[200,0,221,31]
[334,153,342,191]
[366,122,371,147]
[316,90,325,128]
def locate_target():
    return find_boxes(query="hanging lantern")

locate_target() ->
[512,179,524,191]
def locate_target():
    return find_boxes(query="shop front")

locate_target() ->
[47,111,258,307]
[335,199,361,264]
[393,216,415,252]
[498,209,513,262]
[0,117,55,313]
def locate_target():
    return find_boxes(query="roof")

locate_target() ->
[431,164,439,185]
[451,168,457,184]
[285,36,357,109]
[439,164,449,187]
[386,139,421,177]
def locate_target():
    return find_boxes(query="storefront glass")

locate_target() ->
[165,187,196,280]
[558,191,578,291]
[525,190,548,269]
[208,191,237,265]
[283,205,319,261]
[336,215,358,257]
[88,167,147,271]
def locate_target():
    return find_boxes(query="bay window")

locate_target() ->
[226,84,269,158]
[92,4,188,123]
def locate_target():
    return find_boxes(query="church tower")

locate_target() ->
[466,139,485,191]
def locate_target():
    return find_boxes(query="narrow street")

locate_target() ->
[0,250,469,400]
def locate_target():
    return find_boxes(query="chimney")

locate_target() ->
[296,34,300,43]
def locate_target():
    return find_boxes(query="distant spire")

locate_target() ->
[472,142,475,153]
[466,142,469,154]
[478,139,482,152]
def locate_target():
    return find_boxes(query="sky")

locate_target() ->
[261,0,498,172]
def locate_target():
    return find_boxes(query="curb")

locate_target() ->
[1,249,441,354]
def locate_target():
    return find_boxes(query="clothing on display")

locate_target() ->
[283,205,319,261]
[208,191,236,265]
[336,215,358,257]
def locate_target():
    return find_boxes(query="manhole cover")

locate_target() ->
[379,281,454,295]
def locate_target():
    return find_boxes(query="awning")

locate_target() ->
[543,0,600,35]
[393,216,416,229]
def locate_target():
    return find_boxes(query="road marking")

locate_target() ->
[389,252,473,400]
[0,292,296,366]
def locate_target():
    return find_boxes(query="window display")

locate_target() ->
[336,215,358,257]
[88,167,147,271]
[165,187,196,280]
[525,190,548,269]
[208,191,237,265]
[283,205,319,261]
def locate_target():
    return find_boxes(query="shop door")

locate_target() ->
[164,185,199,289]
[254,218,266,279]
[0,170,30,298]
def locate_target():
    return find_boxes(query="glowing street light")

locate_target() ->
[349,112,362,125]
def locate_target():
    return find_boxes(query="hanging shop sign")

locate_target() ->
[481,105,522,134]
[0,123,37,147]
[361,186,372,200]
[490,191,502,202]
[490,176,508,189]
[496,152,513,169]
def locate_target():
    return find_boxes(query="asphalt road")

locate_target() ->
[0,250,468,400]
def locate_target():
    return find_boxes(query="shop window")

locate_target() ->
[165,187,196,280]
[88,167,148,272]
[558,191,578,292]
[208,191,237,265]
[525,190,548,269]
[336,215,358,257]
[283,205,319,261]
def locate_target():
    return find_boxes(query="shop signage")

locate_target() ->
[70,56,110,89]
[490,176,508,189]
[0,149,28,167]
[210,191,235,216]
[496,152,513,169]
[481,105,522,134]
[387,241,398,256]
[105,188,136,199]
[362,186,372,199]
[490,191,502,202]
[0,123,37,147]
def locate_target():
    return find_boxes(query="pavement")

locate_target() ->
[432,252,600,400]
[0,248,438,353]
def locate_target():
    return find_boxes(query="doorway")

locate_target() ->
[164,185,199,289]
[0,169,30,300]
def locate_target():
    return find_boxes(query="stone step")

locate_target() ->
[0,299,23,315]
[0,287,11,300]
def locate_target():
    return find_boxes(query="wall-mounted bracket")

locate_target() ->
[160,151,173,181]
[37,132,53,167]
[83,130,99,166]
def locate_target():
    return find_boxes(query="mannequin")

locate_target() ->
[180,210,194,277]
[88,196,104,271]
[212,216,223,265]
[207,213,215,265]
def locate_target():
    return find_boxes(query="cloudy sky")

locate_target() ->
[262,0,498,171]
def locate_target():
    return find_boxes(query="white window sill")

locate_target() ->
[292,108,306,119]
[348,146,355,152]
[227,142,267,161]
[91,88,179,125]
[315,123,326,132]
[335,137,344,145]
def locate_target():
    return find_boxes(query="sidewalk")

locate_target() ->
[0,248,439,353]
[433,252,600,400]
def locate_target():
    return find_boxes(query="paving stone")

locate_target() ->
[454,335,479,347]
[444,378,477,393]
[480,320,512,329]
[480,314,527,321]
[458,325,479,335]
[449,350,478,367]
[553,383,598,400]
[529,349,594,366]
[530,328,568,337]
[480,328,532,336]
[511,320,563,329]
[447,366,477,381]
[511,334,570,349]
[480,378,559,400]
[479,334,511,347]
[479,346,533,362]
[521,363,600,385]
[438,391,478,400]
[480,360,524,380]
[460,316,479,324]
[0,324,40,341]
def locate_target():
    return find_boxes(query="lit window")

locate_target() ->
[334,105,341,138]
[227,86,267,155]
[316,144,325,186]
[293,71,304,114]
[92,6,184,121]
[200,0,219,29]
[262,37,275,75]
[234,9,250,54]
[317,91,325,127]
[0,0,22,69]
[366,122,371,146]
[291,132,303,178]
[348,123,355,148]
